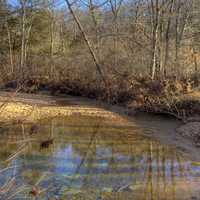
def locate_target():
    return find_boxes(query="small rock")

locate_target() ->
[177,122,200,145]
[30,124,39,135]
[126,108,137,116]
[177,122,200,138]
[191,196,198,200]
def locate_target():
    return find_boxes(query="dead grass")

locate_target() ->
[0,101,122,123]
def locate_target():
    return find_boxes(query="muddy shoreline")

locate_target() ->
[0,91,200,162]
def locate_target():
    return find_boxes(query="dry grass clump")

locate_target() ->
[126,76,200,120]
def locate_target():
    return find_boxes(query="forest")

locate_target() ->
[0,0,200,118]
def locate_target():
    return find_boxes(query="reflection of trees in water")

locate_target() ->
[50,119,196,200]
[141,142,197,200]
[144,144,177,200]
[0,123,30,199]
[0,118,61,199]
[0,117,199,199]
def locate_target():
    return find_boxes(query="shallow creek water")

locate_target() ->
[0,115,200,200]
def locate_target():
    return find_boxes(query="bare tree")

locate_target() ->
[19,0,26,78]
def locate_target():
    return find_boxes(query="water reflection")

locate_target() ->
[0,116,200,199]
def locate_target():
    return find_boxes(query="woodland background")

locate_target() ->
[0,0,200,105]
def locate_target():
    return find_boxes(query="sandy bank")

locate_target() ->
[0,102,123,123]
[0,92,124,123]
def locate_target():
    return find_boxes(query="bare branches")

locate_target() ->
[0,0,199,95]
[65,0,107,85]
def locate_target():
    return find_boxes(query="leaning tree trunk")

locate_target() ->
[64,0,107,86]
[5,20,14,75]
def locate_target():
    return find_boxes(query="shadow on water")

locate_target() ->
[0,115,199,199]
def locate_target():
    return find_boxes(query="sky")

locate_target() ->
[7,0,116,10]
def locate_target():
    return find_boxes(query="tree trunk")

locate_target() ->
[150,0,159,80]
[151,25,158,80]
[50,14,54,77]
[65,0,106,86]
[20,0,26,79]
[5,21,14,75]
[163,0,174,77]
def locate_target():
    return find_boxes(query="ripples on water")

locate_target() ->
[0,116,199,200]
